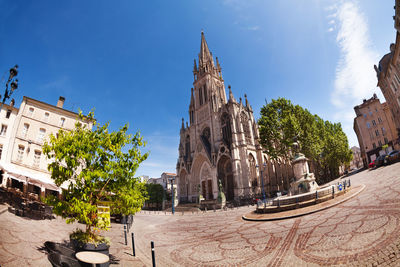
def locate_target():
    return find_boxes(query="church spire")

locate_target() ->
[197,31,217,77]
[199,31,213,65]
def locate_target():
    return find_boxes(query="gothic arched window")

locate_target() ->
[201,127,211,158]
[221,113,232,148]
[241,112,252,144]
[248,154,257,186]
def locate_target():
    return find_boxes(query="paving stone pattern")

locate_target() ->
[1,163,400,266]
[133,163,400,266]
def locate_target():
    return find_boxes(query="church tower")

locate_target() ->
[177,32,293,204]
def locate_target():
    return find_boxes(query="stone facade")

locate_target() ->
[0,96,92,197]
[176,33,292,203]
[353,94,398,166]
[374,1,400,146]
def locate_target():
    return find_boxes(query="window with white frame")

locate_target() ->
[28,107,34,117]
[33,150,41,168]
[0,125,7,136]
[378,117,382,123]
[43,112,49,122]
[37,128,46,143]
[366,122,371,128]
[382,127,386,136]
[59,117,66,127]
[17,145,24,162]
[22,123,29,138]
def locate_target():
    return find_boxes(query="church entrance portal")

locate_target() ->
[218,155,234,201]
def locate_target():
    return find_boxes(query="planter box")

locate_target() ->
[70,237,110,267]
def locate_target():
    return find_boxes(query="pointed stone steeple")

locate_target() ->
[197,31,218,77]
[199,31,213,66]
[181,118,185,129]
[228,85,236,103]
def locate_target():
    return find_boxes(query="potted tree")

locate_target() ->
[43,112,148,256]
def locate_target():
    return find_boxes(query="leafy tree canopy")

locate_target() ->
[43,111,148,238]
[259,98,352,182]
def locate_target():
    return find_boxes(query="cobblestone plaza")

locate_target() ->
[1,163,400,266]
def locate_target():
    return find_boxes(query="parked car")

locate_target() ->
[386,150,400,164]
[368,160,375,168]
[375,155,387,167]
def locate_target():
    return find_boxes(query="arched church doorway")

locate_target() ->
[217,155,234,201]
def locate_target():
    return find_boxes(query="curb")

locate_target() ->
[0,206,8,215]
[242,184,366,222]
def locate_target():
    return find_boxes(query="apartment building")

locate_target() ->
[353,94,398,166]
[0,96,92,198]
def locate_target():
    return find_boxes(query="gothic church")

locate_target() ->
[177,33,292,202]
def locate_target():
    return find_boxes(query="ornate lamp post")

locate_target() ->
[0,65,19,110]
[256,162,267,203]
[168,176,176,214]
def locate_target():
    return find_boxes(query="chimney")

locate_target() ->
[57,96,65,108]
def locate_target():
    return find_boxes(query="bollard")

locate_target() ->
[344,181,346,190]
[205,207,207,212]
[151,241,156,267]
[332,185,335,198]
[315,190,318,200]
[124,225,127,245]
[278,199,280,208]
[131,233,136,257]
[296,197,299,204]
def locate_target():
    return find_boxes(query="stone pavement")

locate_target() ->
[1,163,400,266]
[132,163,400,266]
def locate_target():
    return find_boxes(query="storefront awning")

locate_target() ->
[7,171,59,191]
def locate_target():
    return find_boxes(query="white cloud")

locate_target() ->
[328,27,334,32]
[330,0,382,146]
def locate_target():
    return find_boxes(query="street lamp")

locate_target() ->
[168,176,176,215]
[0,65,19,110]
[256,162,267,203]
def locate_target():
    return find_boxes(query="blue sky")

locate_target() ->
[0,0,395,177]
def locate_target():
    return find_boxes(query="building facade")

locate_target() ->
[0,96,92,198]
[349,146,362,170]
[374,1,400,146]
[176,33,292,203]
[353,94,398,166]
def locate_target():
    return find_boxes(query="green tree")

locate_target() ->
[43,112,148,244]
[145,183,165,209]
[258,98,352,183]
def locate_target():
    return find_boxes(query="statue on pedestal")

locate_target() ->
[289,137,319,195]
[217,179,226,208]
